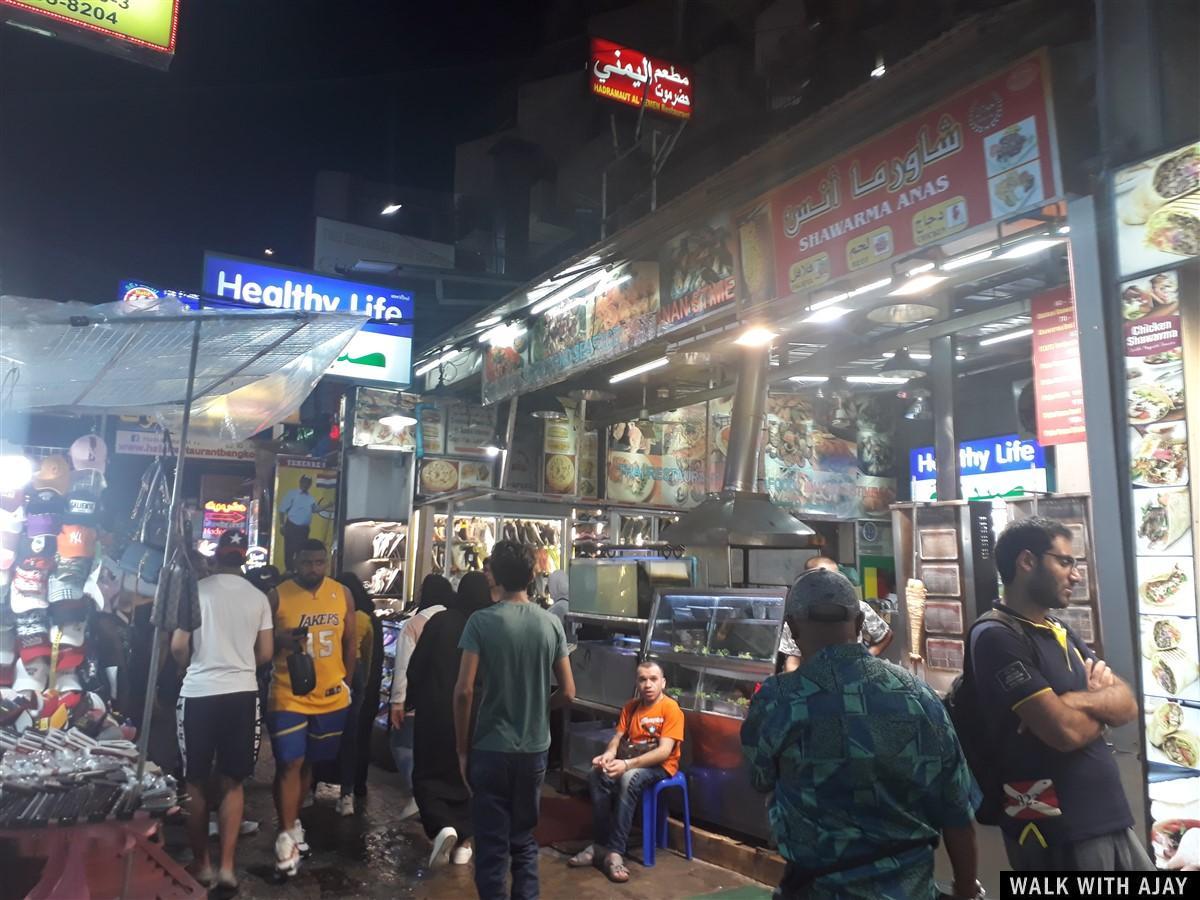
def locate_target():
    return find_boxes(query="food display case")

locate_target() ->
[1004,493,1102,655]
[891,500,999,694]
[644,587,787,840]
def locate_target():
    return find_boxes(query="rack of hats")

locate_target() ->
[1,437,122,738]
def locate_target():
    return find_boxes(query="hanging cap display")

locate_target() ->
[33,455,71,496]
[69,435,108,475]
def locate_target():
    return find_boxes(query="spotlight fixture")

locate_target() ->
[880,349,927,380]
[734,325,778,347]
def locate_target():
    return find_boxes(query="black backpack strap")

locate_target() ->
[963,608,1037,685]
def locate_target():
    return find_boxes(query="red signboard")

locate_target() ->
[739,53,1058,300]
[1031,286,1086,445]
[589,37,693,121]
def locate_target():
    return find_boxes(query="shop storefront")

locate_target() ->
[403,33,1199,866]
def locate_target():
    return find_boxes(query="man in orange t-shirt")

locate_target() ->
[568,659,684,884]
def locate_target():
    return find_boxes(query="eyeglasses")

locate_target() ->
[1038,551,1079,571]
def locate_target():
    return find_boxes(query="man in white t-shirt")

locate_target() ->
[171,530,274,891]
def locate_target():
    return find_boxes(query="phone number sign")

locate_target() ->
[0,0,178,52]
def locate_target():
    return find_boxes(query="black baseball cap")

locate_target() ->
[785,569,861,623]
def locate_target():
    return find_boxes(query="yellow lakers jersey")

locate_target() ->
[271,576,350,713]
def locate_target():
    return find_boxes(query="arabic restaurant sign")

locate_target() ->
[200,253,414,386]
[589,37,693,121]
[740,52,1059,300]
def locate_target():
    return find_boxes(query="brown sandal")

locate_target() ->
[601,856,630,883]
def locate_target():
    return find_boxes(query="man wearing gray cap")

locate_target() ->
[741,569,980,900]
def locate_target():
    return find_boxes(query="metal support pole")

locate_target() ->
[930,333,959,502]
[498,397,519,489]
[121,319,201,900]
[650,131,658,212]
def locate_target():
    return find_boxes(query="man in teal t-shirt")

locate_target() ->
[455,540,575,900]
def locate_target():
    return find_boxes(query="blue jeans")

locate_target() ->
[468,749,547,900]
[390,714,414,795]
[588,765,668,856]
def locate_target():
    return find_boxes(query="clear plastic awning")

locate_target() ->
[0,296,365,440]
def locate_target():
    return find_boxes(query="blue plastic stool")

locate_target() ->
[640,771,694,867]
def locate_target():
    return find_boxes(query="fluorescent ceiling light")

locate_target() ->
[610,356,669,383]
[848,277,893,298]
[378,414,417,429]
[882,351,932,361]
[381,203,403,215]
[530,267,610,316]
[846,375,909,385]
[475,315,502,329]
[905,262,936,277]
[734,326,777,347]
[1057,225,1071,235]
[979,327,1033,346]
[890,273,948,295]
[956,353,967,361]
[480,322,525,347]
[871,62,886,79]
[413,348,461,377]
[995,237,1063,260]
[810,291,849,311]
[942,249,995,271]
[803,306,850,323]
[789,375,829,383]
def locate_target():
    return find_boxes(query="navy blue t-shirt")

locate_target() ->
[970,605,1132,846]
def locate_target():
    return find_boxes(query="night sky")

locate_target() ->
[0,0,573,302]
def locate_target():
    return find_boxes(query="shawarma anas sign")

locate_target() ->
[1,0,178,52]
[201,253,414,387]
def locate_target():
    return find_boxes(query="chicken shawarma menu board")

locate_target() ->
[1114,142,1200,278]
[1145,698,1200,773]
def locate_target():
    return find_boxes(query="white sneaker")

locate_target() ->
[274,831,300,876]
[336,795,355,817]
[450,845,473,865]
[290,820,311,858]
[428,826,457,867]
[209,816,260,837]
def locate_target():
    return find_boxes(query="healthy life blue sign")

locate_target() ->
[910,434,1047,501]
[200,253,414,385]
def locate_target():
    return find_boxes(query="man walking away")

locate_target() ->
[278,476,320,571]
[171,530,273,892]
[568,659,684,884]
[267,539,356,877]
[742,568,979,899]
[971,517,1149,870]
[454,540,575,900]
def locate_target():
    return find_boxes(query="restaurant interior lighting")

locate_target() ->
[880,349,927,380]
[889,273,948,295]
[475,315,503,329]
[380,203,403,215]
[905,261,937,277]
[480,322,526,347]
[609,356,669,383]
[788,375,829,383]
[483,445,503,457]
[904,393,931,420]
[941,248,994,271]
[803,306,850,323]
[846,375,910,385]
[871,57,886,79]
[378,414,417,430]
[263,248,275,256]
[809,291,850,311]
[995,237,1063,260]
[413,348,462,377]
[848,277,893,298]
[530,267,610,316]
[978,327,1033,346]
[882,351,932,361]
[734,326,778,347]
[1057,225,1071,234]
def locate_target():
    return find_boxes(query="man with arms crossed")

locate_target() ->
[568,659,683,884]
[454,540,575,900]
[172,530,273,891]
[267,539,356,877]
[743,568,979,899]
[971,517,1149,870]
[779,556,892,671]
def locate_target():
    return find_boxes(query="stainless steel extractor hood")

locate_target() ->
[663,346,814,548]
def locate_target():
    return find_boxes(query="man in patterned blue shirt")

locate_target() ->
[742,569,980,900]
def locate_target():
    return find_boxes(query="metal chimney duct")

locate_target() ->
[663,346,815,548]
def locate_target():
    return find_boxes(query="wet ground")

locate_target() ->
[160,752,770,899]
